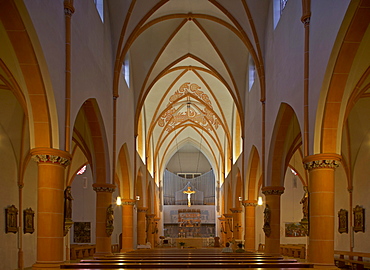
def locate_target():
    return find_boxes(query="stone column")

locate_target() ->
[121,199,135,252]
[243,200,257,251]
[137,207,148,245]
[93,183,116,256]
[146,214,156,246]
[218,217,227,245]
[262,186,284,255]
[304,154,340,265]
[230,208,243,240]
[223,213,234,245]
[30,148,71,269]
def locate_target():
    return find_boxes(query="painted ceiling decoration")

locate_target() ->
[157,82,220,132]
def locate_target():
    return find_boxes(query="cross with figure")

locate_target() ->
[183,186,196,207]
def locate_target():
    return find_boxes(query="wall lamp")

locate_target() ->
[257,196,263,205]
[116,196,122,206]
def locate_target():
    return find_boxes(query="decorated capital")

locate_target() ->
[93,183,116,193]
[31,148,71,167]
[262,186,285,196]
[303,153,341,170]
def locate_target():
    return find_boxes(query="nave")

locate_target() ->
[1,1,370,269]
[61,247,315,269]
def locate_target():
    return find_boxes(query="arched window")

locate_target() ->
[248,56,256,91]
[94,0,104,22]
[123,53,130,87]
[273,0,289,29]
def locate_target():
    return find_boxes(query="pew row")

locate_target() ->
[61,261,314,268]
[280,244,306,259]
[62,247,314,269]
[334,250,370,270]
[70,245,96,260]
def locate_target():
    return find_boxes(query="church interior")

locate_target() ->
[0,0,370,269]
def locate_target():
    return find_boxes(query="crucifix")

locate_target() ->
[183,186,196,207]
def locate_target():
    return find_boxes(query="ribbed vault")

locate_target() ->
[113,0,267,183]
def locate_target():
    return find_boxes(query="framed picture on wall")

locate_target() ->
[338,209,348,234]
[5,205,18,233]
[73,222,91,243]
[353,205,365,233]
[285,222,307,237]
[24,208,35,234]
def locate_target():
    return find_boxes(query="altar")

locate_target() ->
[167,237,214,248]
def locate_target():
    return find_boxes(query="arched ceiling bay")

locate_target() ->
[114,0,268,178]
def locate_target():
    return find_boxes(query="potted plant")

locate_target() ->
[179,242,185,249]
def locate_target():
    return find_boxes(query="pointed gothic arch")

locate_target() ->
[267,103,300,187]
[80,99,111,184]
[246,146,261,200]
[0,0,58,149]
[117,143,132,199]
[316,0,370,154]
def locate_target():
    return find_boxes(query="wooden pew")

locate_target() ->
[61,261,314,268]
[258,243,265,252]
[111,244,119,253]
[280,244,306,259]
[62,247,314,269]
[334,250,370,270]
[70,244,96,260]
[81,258,297,263]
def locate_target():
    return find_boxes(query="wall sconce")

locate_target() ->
[257,196,263,205]
[136,195,140,201]
[116,196,122,206]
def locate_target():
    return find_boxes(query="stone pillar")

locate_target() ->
[121,199,135,252]
[243,200,257,251]
[137,207,148,245]
[218,217,227,245]
[146,214,156,246]
[304,154,340,265]
[262,186,284,255]
[230,208,243,240]
[93,183,116,256]
[30,148,71,269]
[223,213,234,245]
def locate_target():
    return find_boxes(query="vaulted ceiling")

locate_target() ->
[112,0,269,179]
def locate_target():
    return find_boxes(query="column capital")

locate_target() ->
[137,207,148,213]
[64,0,75,16]
[242,200,257,207]
[121,199,136,206]
[262,186,285,196]
[223,213,233,219]
[218,217,226,221]
[230,207,243,213]
[303,153,341,170]
[301,0,311,25]
[92,183,115,193]
[154,217,160,222]
[146,213,156,219]
[31,147,71,167]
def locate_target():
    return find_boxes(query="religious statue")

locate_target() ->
[300,186,309,220]
[183,186,196,207]
[64,186,73,220]
[263,204,271,237]
[106,204,114,236]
